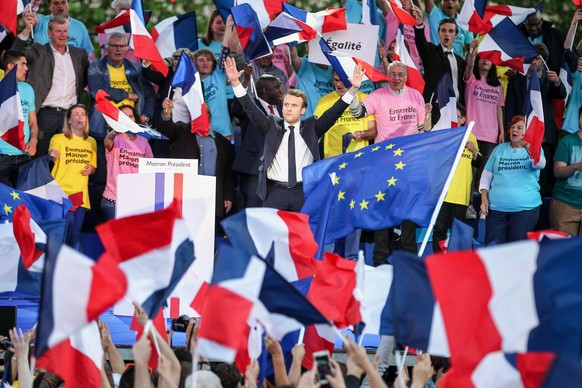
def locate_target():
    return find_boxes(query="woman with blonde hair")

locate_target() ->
[49,105,97,250]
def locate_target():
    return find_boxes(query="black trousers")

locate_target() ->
[36,108,67,157]
[263,182,304,212]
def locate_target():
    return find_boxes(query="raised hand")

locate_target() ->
[225,57,244,85]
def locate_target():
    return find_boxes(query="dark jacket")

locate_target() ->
[236,92,350,201]
[415,24,466,105]
[11,37,88,110]
[87,57,156,139]
[231,98,281,176]
[520,20,566,73]
[157,119,235,217]
[505,70,566,145]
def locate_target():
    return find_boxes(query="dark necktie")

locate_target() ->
[288,125,297,187]
[268,105,275,115]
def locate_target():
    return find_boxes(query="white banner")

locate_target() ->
[308,23,379,66]
[138,158,198,174]
[115,172,216,317]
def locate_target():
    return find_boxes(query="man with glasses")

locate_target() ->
[11,15,88,157]
[88,32,155,139]
[87,32,155,218]
[349,61,428,265]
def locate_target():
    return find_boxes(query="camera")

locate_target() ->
[0,338,12,351]
[171,315,194,332]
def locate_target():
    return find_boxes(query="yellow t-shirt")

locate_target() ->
[49,134,97,209]
[107,64,135,108]
[445,132,479,206]
[313,91,374,158]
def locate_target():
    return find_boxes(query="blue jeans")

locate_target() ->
[485,207,540,245]
[65,207,87,251]
[100,197,116,221]
[324,229,362,261]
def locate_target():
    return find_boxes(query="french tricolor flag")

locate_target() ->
[394,26,425,94]
[96,200,196,319]
[151,12,198,59]
[221,208,318,282]
[483,3,544,27]
[171,52,210,136]
[307,253,362,329]
[0,0,17,34]
[263,11,318,46]
[237,0,286,29]
[386,251,450,356]
[94,9,130,35]
[433,72,458,131]
[458,0,491,34]
[95,0,167,76]
[426,238,582,385]
[361,0,378,25]
[522,72,545,165]
[94,89,167,139]
[210,244,330,340]
[232,3,272,62]
[318,37,390,89]
[477,17,538,74]
[36,322,104,388]
[385,0,417,26]
[34,241,127,387]
[197,284,255,362]
[129,8,168,76]
[0,68,25,151]
[282,3,347,34]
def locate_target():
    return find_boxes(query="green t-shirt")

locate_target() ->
[553,132,582,208]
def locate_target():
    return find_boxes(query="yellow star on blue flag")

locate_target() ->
[301,126,470,251]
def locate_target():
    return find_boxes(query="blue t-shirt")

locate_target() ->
[34,14,93,54]
[203,70,232,137]
[426,7,473,58]
[197,39,234,99]
[0,82,34,155]
[485,143,542,212]
[297,58,334,118]
[562,72,581,134]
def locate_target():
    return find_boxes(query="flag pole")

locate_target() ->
[144,319,162,357]
[297,327,305,344]
[418,122,474,257]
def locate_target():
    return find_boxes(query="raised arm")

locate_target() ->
[289,45,303,73]
[565,10,582,51]
[464,39,478,81]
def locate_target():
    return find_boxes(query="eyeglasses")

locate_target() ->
[389,72,406,79]
[109,44,127,49]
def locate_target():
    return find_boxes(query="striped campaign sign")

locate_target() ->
[115,172,216,316]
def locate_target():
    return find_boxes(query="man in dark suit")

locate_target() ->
[11,15,89,157]
[225,57,363,212]
[232,74,283,209]
[158,100,235,234]
[413,11,466,123]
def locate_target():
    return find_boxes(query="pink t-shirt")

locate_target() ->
[103,135,153,200]
[363,86,426,142]
[465,73,504,143]
[385,13,430,71]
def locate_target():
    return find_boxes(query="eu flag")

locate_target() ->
[301,127,469,248]
[0,183,69,223]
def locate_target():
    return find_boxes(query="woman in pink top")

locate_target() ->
[101,105,153,220]
[464,39,505,190]
[381,0,430,71]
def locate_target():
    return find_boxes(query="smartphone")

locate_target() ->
[313,350,332,385]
